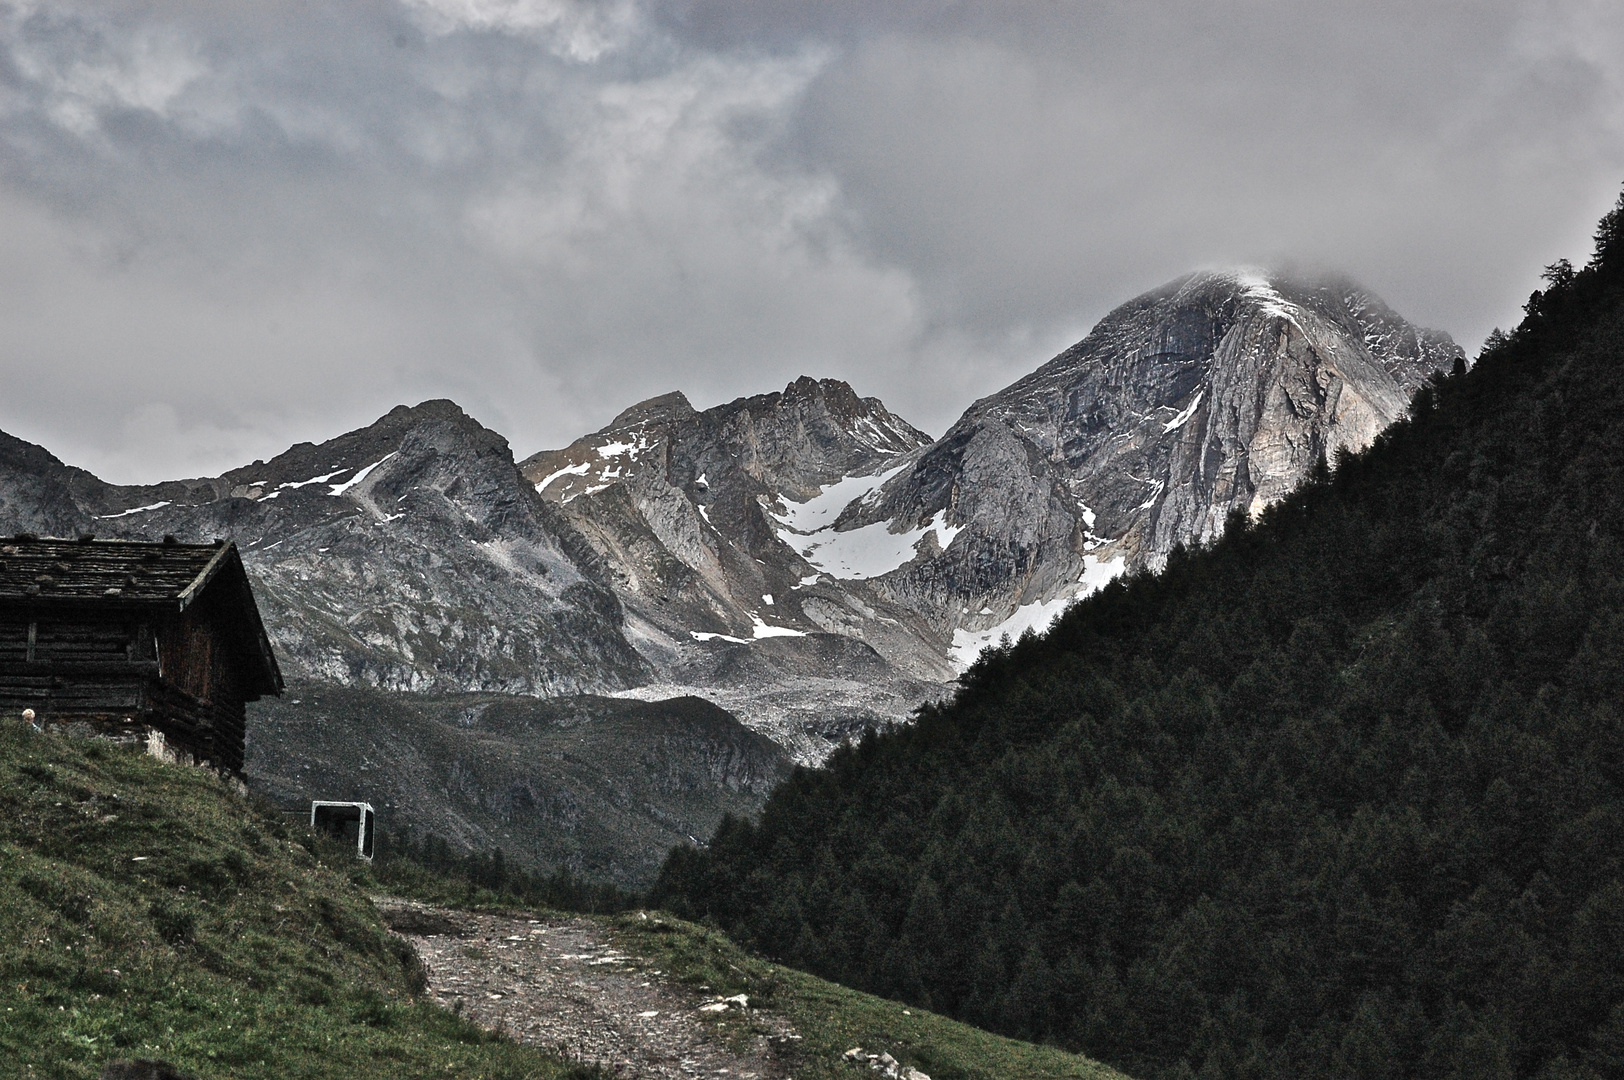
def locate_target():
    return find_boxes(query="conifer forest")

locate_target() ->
[653,194,1624,1080]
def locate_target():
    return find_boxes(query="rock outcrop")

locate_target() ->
[519,377,956,753]
[0,266,1464,884]
[798,270,1463,662]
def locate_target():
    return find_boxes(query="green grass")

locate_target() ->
[0,721,593,1080]
[610,912,1131,1080]
[0,719,1132,1079]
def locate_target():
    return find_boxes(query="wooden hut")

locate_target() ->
[0,535,282,778]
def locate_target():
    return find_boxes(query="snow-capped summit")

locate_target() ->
[515,377,954,754]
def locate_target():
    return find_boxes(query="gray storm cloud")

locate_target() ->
[1,0,1621,483]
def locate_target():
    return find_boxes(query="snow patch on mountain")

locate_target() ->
[770,464,908,533]
[330,453,396,496]
[278,469,350,491]
[535,461,590,494]
[94,501,172,519]
[769,463,965,580]
[597,431,653,459]
[778,509,961,581]
[948,553,1127,669]
[1162,392,1204,433]
[749,615,805,639]
[1078,551,1127,593]
[691,630,751,644]
[1231,269,1303,324]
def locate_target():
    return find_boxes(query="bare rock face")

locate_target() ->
[519,377,955,755]
[506,271,1459,694]
[525,378,926,508]
[0,270,1460,754]
[841,270,1462,662]
[520,379,934,638]
[0,267,1463,882]
[0,401,650,696]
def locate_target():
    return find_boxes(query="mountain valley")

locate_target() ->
[0,267,1459,882]
[248,684,790,887]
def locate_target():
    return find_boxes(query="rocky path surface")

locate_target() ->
[378,900,799,1079]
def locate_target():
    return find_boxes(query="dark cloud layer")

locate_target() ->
[1,0,1619,482]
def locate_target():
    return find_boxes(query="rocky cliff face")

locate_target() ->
[0,389,950,761]
[507,271,1460,691]
[0,269,1461,743]
[518,377,955,756]
[747,271,1463,664]
[0,401,649,695]
[0,267,1464,879]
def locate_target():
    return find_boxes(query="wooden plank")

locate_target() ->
[0,661,159,676]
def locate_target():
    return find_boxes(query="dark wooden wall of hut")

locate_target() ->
[0,617,143,664]
[0,616,152,717]
[155,587,249,772]
[0,601,249,774]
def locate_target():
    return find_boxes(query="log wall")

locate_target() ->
[0,606,250,775]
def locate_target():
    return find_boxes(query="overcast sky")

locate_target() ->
[2,0,1621,483]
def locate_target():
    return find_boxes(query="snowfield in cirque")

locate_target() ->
[778,510,962,581]
[769,465,907,533]
[769,466,964,581]
[769,464,967,581]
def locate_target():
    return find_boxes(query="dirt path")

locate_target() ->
[377,899,799,1079]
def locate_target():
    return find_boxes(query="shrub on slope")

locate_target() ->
[652,194,1624,1080]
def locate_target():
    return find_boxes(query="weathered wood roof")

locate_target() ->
[0,535,227,602]
[0,535,283,697]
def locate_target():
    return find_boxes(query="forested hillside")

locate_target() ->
[651,193,1624,1080]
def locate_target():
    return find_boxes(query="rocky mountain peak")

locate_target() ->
[833,268,1462,662]
[506,269,1460,690]
[209,399,504,502]
[0,429,108,538]
[609,391,697,429]
[0,401,648,696]
[509,379,954,750]
[520,378,930,507]
[777,375,870,418]
[0,266,1465,761]
[385,398,478,423]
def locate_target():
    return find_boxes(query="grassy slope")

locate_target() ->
[0,722,588,1080]
[1,720,1132,1080]
[609,912,1130,1080]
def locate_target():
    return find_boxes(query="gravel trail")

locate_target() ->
[378,900,799,1079]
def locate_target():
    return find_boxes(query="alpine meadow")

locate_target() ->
[650,193,1624,1080]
